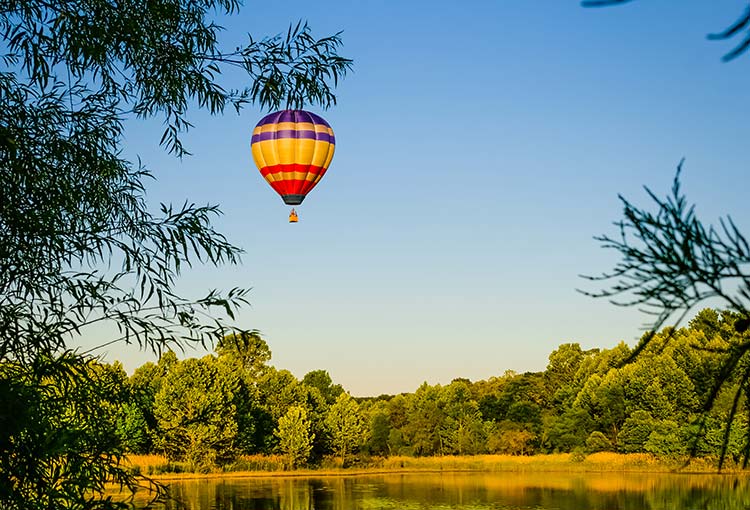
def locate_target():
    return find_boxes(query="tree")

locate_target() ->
[325,393,368,466]
[574,372,625,443]
[257,369,304,422]
[644,419,686,458]
[275,405,314,469]
[0,355,149,510]
[216,332,272,380]
[122,352,178,455]
[582,1,750,61]
[403,383,445,456]
[546,407,595,452]
[216,333,272,454]
[115,402,151,454]
[487,424,535,455]
[440,381,487,455]
[366,410,392,457]
[584,162,750,467]
[618,410,655,453]
[253,367,329,458]
[153,356,239,471]
[302,369,344,406]
[546,343,585,391]
[585,431,613,453]
[0,1,351,505]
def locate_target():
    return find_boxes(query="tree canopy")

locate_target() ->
[4,310,744,475]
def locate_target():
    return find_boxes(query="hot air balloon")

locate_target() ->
[250,110,335,222]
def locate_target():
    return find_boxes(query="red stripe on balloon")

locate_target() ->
[259,164,327,177]
[267,179,323,196]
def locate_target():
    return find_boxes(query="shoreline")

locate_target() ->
[126,453,750,481]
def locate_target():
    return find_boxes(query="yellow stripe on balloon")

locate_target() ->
[276,138,297,164]
[250,142,265,169]
[252,140,333,167]
[263,172,323,183]
[250,142,269,169]
[252,123,334,136]
[313,140,335,167]
[295,139,316,163]
[252,139,279,167]
[321,146,335,169]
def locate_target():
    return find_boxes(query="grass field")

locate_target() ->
[123,452,734,480]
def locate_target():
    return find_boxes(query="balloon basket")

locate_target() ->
[288,208,299,223]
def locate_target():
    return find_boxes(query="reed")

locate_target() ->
[124,454,175,475]
[123,453,736,478]
[378,453,674,472]
[225,454,288,472]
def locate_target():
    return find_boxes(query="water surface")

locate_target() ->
[133,472,750,510]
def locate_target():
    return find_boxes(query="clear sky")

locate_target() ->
[77,1,750,396]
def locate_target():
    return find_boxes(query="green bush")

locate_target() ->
[586,431,613,453]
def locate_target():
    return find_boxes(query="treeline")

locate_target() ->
[26,309,750,470]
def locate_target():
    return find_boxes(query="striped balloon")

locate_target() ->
[250,110,336,206]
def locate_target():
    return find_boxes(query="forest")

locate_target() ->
[10,307,746,472]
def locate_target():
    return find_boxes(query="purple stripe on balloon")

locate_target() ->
[256,111,280,126]
[278,110,296,123]
[251,130,335,144]
[255,109,332,129]
[305,111,330,127]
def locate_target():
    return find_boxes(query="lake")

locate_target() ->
[132,472,750,509]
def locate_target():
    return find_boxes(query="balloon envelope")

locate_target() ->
[250,110,335,206]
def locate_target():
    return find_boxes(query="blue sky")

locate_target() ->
[80,1,750,395]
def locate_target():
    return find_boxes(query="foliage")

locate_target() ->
[618,410,655,453]
[441,381,487,455]
[583,164,750,338]
[215,333,272,454]
[585,431,613,453]
[116,402,151,454]
[644,420,685,457]
[546,408,595,453]
[403,383,445,456]
[7,308,750,476]
[367,411,392,456]
[216,332,271,379]
[153,356,240,470]
[302,369,344,406]
[0,355,160,510]
[487,423,535,455]
[325,393,369,466]
[123,352,177,455]
[275,405,314,468]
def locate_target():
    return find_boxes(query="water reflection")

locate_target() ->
[132,472,750,510]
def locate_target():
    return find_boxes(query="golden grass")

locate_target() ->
[376,453,690,473]
[124,454,169,471]
[125,455,169,475]
[123,452,743,480]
